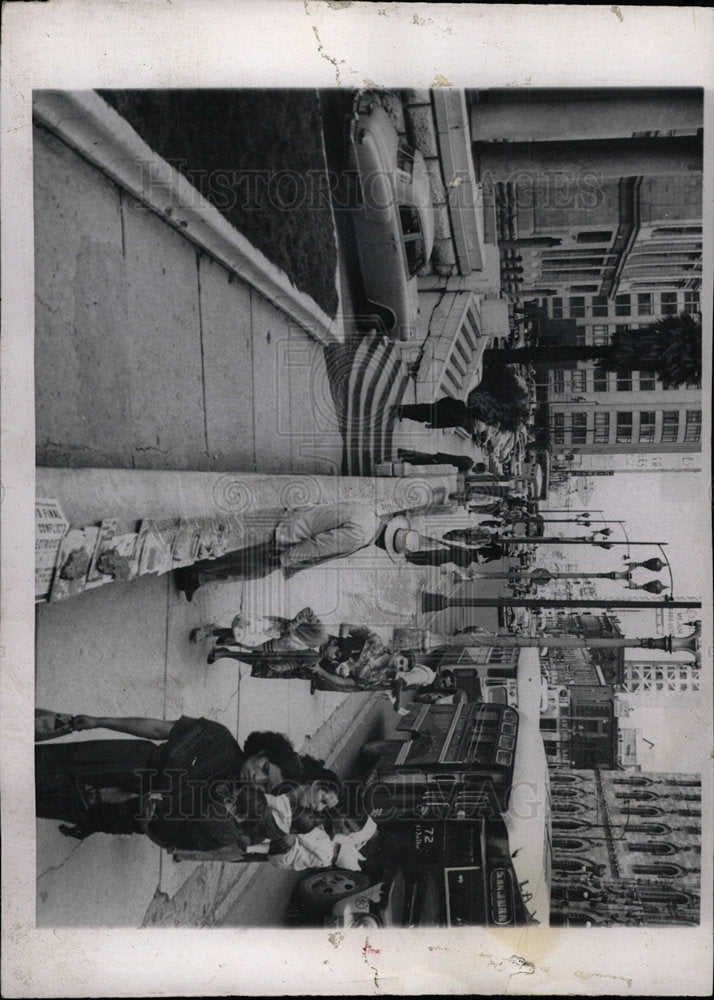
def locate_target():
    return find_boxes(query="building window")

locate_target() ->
[575,325,587,346]
[684,291,700,311]
[662,411,680,443]
[627,824,669,836]
[639,411,656,443]
[593,370,608,392]
[615,294,631,316]
[540,719,558,731]
[591,324,610,345]
[571,285,598,293]
[577,231,612,243]
[592,412,609,443]
[552,412,564,445]
[571,371,586,392]
[628,842,676,855]
[552,296,563,319]
[638,370,656,391]
[553,858,591,875]
[553,837,590,851]
[653,226,701,236]
[616,413,633,442]
[631,863,683,878]
[571,413,587,444]
[553,787,579,798]
[569,296,586,318]
[552,371,565,394]
[660,291,678,315]
[684,410,701,442]
[637,292,653,316]
[592,296,609,318]
[616,371,633,391]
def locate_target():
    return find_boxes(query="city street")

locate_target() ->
[33,90,501,927]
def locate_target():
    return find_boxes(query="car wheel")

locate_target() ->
[296,869,372,907]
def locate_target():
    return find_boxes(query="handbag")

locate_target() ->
[34,708,76,741]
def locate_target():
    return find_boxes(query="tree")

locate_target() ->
[467,361,531,431]
[599,313,702,387]
[485,312,702,388]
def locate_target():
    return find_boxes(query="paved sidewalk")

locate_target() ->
[34,124,344,477]
[34,469,459,926]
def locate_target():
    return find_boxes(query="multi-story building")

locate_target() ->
[537,613,625,768]
[469,87,704,303]
[622,658,701,694]
[542,289,701,456]
[549,769,701,926]
[469,88,704,466]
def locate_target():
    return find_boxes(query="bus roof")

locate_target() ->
[503,648,552,923]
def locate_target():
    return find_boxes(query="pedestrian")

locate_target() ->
[176,501,382,600]
[36,715,302,851]
[395,396,472,432]
[396,448,474,473]
[191,607,328,667]
[442,526,498,545]
[405,541,504,569]
[169,755,344,866]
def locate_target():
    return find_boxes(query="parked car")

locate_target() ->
[347,92,435,340]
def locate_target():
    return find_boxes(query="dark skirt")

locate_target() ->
[398,398,469,429]
[35,739,158,834]
[211,647,321,680]
[405,545,477,568]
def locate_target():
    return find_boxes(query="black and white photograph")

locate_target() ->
[1,2,712,997]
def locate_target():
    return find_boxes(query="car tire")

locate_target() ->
[296,869,372,908]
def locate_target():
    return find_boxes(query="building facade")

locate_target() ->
[550,769,701,926]
[622,658,701,694]
[541,287,701,456]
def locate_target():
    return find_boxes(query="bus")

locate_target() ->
[291,650,551,928]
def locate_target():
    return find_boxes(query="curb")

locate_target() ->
[33,90,345,347]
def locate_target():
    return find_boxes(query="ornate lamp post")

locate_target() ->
[422,592,700,612]
[421,622,702,658]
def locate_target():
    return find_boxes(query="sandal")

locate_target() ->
[190,625,213,644]
[59,823,88,840]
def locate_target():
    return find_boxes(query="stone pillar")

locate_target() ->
[469,89,703,143]
[476,135,703,183]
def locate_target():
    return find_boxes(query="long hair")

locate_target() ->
[243,730,302,782]
[292,754,344,834]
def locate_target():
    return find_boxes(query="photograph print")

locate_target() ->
[30,83,708,939]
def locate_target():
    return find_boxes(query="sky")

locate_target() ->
[542,467,711,773]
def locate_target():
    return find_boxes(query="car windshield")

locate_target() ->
[399,205,426,276]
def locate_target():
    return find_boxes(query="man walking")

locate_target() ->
[176,500,382,599]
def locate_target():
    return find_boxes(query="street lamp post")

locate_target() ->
[422,592,700,612]
[503,536,662,547]
[423,623,702,657]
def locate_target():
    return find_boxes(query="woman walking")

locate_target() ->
[405,541,504,569]
[36,715,302,849]
[396,397,472,431]
[396,448,475,473]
